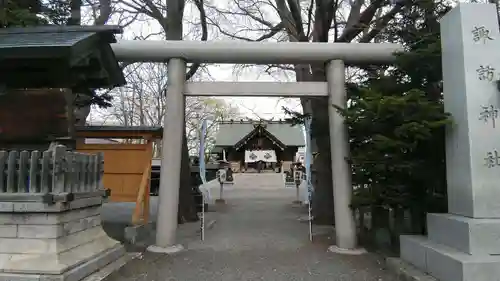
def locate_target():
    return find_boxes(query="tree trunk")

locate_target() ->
[358,207,366,231]
[391,207,405,252]
[74,96,91,126]
[67,0,82,25]
[66,0,111,128]
[310,100,334,225]
[410,205,426,235]
[310,67,335,225]
[166,0,198,223]
[178,125,199,223]
[294,62,335,225]
[371,205,391,249]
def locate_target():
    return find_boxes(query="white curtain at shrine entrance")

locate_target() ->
[244,150,277,163]
[260,150,277,162]
[244,150,257,163]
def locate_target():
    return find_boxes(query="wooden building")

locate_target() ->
[212,120,305,173]
[0,25,125,150]
[0,89,68,150]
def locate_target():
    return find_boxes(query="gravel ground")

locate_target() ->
[104,174,399,281]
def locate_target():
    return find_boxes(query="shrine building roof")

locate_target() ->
[0,25,125,89]
[214,120,305,148]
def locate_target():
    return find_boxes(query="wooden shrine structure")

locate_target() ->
[212,119,305,173]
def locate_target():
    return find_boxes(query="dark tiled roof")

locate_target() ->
[215,121,305,147]
[0,32,95,48]
[76,125,162,132]
[0,25,121,51]
[0,25,125,89]
[0,25,122,34]
[75,126,163,139]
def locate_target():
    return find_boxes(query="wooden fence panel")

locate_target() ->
[77,143,152,202]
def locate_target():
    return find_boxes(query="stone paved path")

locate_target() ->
[104,173,399,281]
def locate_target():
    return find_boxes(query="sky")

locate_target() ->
[89,1,303,122]
[91,0,477,123]
[201,64,302,120]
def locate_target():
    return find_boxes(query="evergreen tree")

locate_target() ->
[1,0,74,27]
[341,0,452,245]
[1,0,42,27]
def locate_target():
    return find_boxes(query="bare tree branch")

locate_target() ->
[344,0,364,32]
[336,0,383,42]
[285,0,307,40]
[359,2,406,43]
[186,0,208,80]
[95,0,111,24]
[306,0,315,38]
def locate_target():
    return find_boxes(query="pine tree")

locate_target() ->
[1,0,42,27]
[341,0,452,247]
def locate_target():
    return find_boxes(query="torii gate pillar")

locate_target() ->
[146,58,186,254]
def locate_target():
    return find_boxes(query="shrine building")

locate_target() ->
[212,119,305,173]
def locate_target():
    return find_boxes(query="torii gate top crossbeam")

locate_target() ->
[111,40,404,64]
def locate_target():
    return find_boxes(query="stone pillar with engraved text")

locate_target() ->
[400,4,500,281]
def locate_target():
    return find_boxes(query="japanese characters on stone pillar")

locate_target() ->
[400,4,500,281]
[442,4,500,218]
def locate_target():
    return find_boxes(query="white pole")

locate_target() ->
[326,60,358,251]
[201,196,205,241]
[219,182,224,200]
[147,58,186,254]
[292,170,301,204]
[199,118,207,241]
[308,200,313,242]
[296,184,300,202]
[304,117,313,242]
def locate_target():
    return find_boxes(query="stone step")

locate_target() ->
[400,235,500,281]
[427,213,500,255]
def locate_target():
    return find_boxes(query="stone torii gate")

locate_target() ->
[111,40,403,254]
